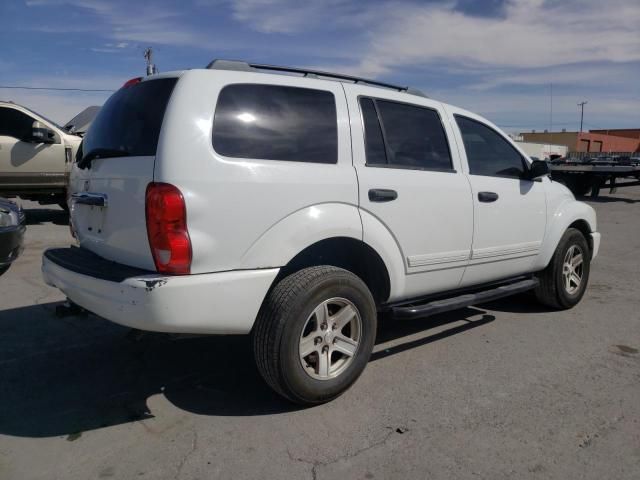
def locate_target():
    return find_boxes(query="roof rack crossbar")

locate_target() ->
[206,59,410,92]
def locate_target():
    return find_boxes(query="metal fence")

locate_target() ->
[566,151,639,160]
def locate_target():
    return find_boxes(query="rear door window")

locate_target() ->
[82,78,177,159]
[213,84,338,164]
[455,115,526,178]
[360,97,453,171]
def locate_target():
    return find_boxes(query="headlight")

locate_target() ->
[0,210,13,227]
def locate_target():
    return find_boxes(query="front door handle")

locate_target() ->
[478,191,499,203]
[369,189,398,202]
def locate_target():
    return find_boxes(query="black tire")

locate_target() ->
[0,265,9,277]
[58,202,69,212]
[535,228,591,309]
[253,266,377,405]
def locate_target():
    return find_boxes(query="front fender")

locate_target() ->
[534,197,597,270]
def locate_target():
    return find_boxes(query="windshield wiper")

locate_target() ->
[78,147,129,169]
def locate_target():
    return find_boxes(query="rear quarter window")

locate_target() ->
[212,84,338,164]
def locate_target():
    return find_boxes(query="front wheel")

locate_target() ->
[253,266,377,405]
[535,228,591,309]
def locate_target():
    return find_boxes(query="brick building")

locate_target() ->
[520,130,640,153]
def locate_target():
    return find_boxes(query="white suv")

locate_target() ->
[42,60,600,404]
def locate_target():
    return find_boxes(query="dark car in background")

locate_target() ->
[0,197,26,276]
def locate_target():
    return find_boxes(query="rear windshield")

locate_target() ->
[82,78,177,158]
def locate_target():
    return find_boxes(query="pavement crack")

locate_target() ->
[174,429,198,479]
[287,428,396,480]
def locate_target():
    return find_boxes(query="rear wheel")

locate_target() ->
[535,228,590,309]
[253,266,377,405]
[0,265,10,277]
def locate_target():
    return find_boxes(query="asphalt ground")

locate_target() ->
[0,187,639,480]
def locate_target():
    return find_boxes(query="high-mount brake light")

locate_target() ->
[145,183,192,275]
[122,77,143,88]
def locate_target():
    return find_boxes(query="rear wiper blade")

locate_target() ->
[78,147,129,169]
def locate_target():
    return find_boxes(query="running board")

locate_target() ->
[387,277,539,320]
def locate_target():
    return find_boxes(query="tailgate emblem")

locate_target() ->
[83,180,90,192]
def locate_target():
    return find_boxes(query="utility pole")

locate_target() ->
[577,101,587,132]
[549,83,553,144]
[144,47,158,76]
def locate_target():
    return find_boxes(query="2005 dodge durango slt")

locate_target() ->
[42,60,600,404]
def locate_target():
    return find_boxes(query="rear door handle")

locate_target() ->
[369,189,398,202]
[478,191,499,203]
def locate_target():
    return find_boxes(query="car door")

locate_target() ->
[344,84,473,301]
[0,106,65,189]
[447,109,547,286]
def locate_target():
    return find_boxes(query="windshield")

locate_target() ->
[82,78,177,159]
[19,105,63,130]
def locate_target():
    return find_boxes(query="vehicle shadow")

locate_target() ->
[0,301,496,438]
[24,207,69,226]
[477,292,555,314]
[585,195,640,204]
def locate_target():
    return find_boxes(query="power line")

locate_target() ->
[0,85,115,93]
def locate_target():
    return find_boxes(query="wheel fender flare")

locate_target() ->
[239,202,362,269]
[358,209,406,301]
[535,199,597,270]
[238,203,405,300]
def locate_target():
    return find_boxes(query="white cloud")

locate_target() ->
[1,90,109,125]
[27,0,203,47]
[344,0,640,77]
[229,0,362,34]
[470,63,640,91]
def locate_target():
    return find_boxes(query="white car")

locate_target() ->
[42,61,600,404]
[0,101,82,208]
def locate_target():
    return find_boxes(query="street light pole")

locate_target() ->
[577,101,587,132]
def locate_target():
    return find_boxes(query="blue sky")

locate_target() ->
[1,0,639,133]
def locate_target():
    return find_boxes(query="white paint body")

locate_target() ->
[42,68,599,334]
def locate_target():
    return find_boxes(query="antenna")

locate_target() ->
[144,47,158,76]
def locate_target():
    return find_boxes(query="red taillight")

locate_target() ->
[122,77,142,88]
[145,183,192,275]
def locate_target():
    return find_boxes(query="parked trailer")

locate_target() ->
[550,158,640,198]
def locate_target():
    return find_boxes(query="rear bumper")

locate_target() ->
[590,232,601,259]
[42,247,279,334]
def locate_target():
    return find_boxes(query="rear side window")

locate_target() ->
[360,97,453,171]
[455,115,526,178]
[82,78,177,158]
[0,108,34,140]
[213,84,337,164]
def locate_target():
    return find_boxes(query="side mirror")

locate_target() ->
[30,121,55,144]
[528,159,550,180]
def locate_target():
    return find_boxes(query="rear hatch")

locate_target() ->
[70,76,178,270]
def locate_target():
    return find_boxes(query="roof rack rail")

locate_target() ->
[205,59,427,97]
